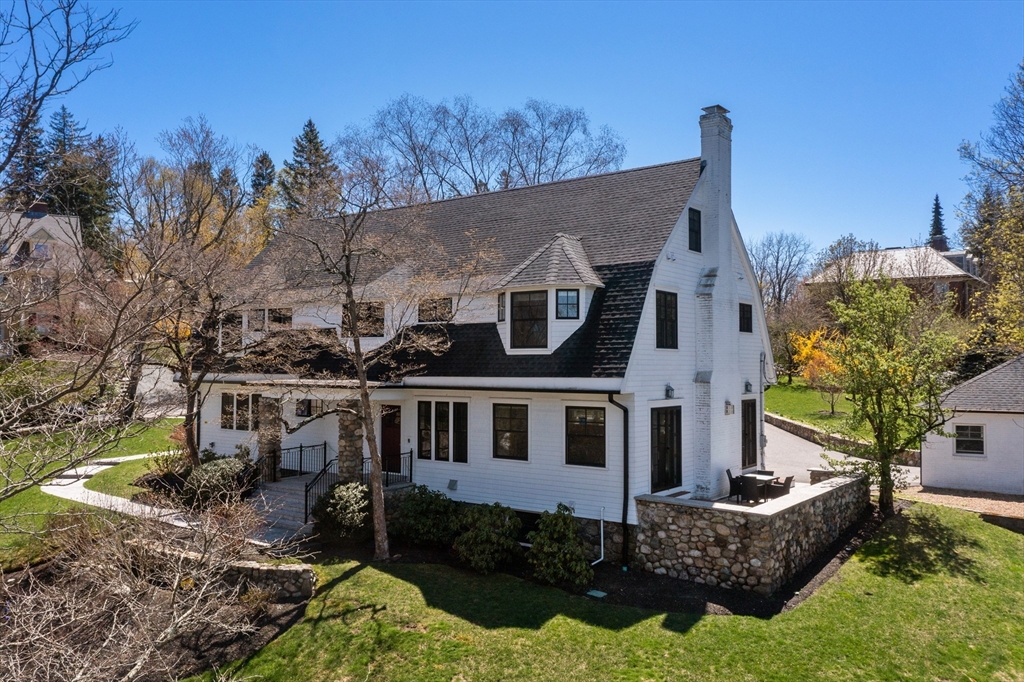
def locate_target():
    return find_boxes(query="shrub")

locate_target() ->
[526,503,593,589]
[233,444,252,462]
[453,503,521,574]
[199,443,220,464]
[311,482,371,543]
[390,485,460,546]
[183,458,247,508]
[147,447,189,477]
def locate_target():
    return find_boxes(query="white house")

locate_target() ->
[199,106,776,549]
[921,355,1024,496]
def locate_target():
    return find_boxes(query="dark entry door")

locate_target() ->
[381,406,402,473]
[741,399,757,469]
[651,406,682,492]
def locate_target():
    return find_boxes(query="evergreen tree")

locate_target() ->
[278,119,338,215]
[2,102,47,209]
[930,194,945,238]
[250,151,275,206]
[42,106,116,253]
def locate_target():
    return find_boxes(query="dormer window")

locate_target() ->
[511,290,547,348]
[556,289,579,319]
[353,301,385,337]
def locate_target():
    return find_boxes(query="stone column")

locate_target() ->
[337,400,364,483]
[257,397,283,482]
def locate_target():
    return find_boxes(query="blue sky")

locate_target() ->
[60,0,1023,251]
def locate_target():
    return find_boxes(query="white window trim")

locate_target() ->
[952,423,986,458]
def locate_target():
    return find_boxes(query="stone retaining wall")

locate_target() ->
[634,475,869,595]
[576,516,634,563]
[765,413,921,467]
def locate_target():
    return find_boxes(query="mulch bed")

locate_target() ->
[309,499,900,619]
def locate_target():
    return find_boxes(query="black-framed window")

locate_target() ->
[268,308,292,329]
[221,392,261,431]
[651,406,682,492]
[434,402,450,461]
[453,402,468,463]
[566,407,606,467]
[656,291,678,349]
[688,208,702,252]
[556,289,579,319]
[419,297,452,323]
[352,301,385,337]
[497,292,505,322]
[739,303,753,333]
[493,403,528,460]
[417,401,432,459]
[295,399,322,418]
[247,309,266,331]
[954,425,984,455]
[511,291,547,348]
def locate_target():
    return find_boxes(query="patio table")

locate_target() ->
[740,473,778,503]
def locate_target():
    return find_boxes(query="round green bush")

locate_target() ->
[389,485,460,546]
[183,458,246,508]
[311,482,371,543]
[453,502,521,574]
[526,503,593,589]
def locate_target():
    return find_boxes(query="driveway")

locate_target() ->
[763,423,920,485]
[136,364,185,418]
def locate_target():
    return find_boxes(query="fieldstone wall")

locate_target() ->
[576,516,634,563]
[258,398,283,480]
[227,560,316,600]
[337,401,364,483]
[634,475,869,595]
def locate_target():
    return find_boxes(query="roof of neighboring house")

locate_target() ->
[0,211,80,247]
[494,233,604,289]
[941,354,1024,414]
[806,246,983,285]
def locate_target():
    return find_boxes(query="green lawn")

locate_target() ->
[764,378,871,440]
[207,504,1024,681]
[83,456,154,499]
[0,418,182,571]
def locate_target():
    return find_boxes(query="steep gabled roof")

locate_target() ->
[494,233,603,289]
[941,354,1024,413]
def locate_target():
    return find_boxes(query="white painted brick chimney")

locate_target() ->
[698,104,733,270]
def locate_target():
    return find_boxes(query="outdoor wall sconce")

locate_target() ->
[724,401,735,415]
[448,479,458,491]
[665,383,675,400]
[744,381,753,394]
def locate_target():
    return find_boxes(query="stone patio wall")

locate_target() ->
[633,475,869,595]
[337,402,363,483]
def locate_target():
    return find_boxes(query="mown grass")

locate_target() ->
[764,378,873,440]
[0,418,182,571]
[83,456,154,499]
[206,504,1024,682]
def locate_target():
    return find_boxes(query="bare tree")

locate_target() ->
[767,286,822,384]
[746,231,813,315]
[806,234,888,317]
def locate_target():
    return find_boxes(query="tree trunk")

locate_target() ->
[121,342,146,424]
[877,453,895,517]
[183,387,201,467]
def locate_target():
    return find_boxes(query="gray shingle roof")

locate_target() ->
[494,233,604,289]
[942,354,1024,413]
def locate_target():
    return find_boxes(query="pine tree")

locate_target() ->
[42,106,116,253]
[2,102,47,209]
[930,194,945,238]
[278,119,338,215]
[250,151,275,206]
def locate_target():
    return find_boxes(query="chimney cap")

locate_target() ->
[701,104,730,116]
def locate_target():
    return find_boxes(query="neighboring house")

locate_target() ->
[921,355,1024,496]
[0,204,83,344]
[805,245,984,314]
[200,106,776,538]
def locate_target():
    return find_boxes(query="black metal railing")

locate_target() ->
[280,441,329,477]
[362,450,413,488]
[250,452,276,485]
[304,458,338,524]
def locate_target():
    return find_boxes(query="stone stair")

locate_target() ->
[253,475,316,539]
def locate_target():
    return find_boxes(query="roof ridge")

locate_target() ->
[944,353,1024,397]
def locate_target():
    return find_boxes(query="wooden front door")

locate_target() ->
[741,399,757,469]
[381,406,402,473]
[651,406,682,492]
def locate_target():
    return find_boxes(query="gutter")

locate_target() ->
[607,393,630,568]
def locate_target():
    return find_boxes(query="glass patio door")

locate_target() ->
[651,406,681,492]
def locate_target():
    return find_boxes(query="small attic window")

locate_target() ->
[556,289,579,319]
[497,292,505,322]
[688,208,702,253]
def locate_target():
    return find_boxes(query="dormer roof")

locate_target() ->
[494,233,604,289]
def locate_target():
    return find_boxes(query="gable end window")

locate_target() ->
[954,425,984,455]
[493,403,528,460]
[739,303,753,333]
[688,208,702,253]
[655,290,678,349]
[419,297,453,323]
[220,392,261,431]
[497,292,505,322]
[566,407,606,467]
[511,291,547,348]
[556,289,580,319]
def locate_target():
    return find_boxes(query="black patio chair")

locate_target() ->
[756,470,775,477]
[741,476,762,504]
[768,476,794,499]
[726,469,742,503]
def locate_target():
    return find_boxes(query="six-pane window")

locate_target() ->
[565,407,606,467]
[493,404,528,460]
[688,208,702,252]
[556,289,580,319]
[511,291,547,348]
[656,290,678,349]
[419,297,452,323]
[739,303,753,333]
[954,425,984,455]
[497,292,505,321]
[220,392,261,430]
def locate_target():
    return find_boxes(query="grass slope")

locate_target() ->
[209,504,1024,681]
[764,378,872,440]
[0,418,182,570]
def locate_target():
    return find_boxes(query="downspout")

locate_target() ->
[607,393,630,568]
[759,351,767,470]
